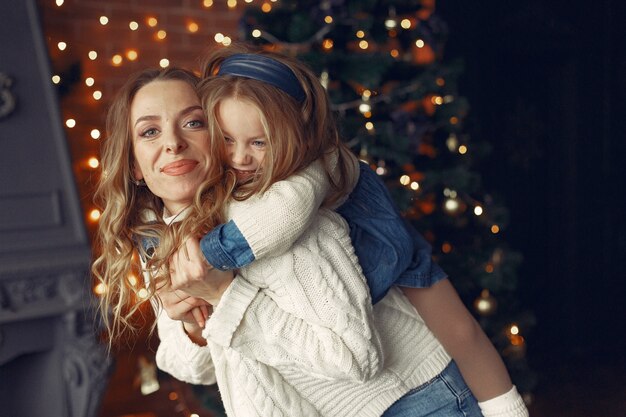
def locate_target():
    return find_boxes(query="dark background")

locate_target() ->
[438,0,626,374]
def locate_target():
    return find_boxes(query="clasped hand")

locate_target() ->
[156,236,234,331]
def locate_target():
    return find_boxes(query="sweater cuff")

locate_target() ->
[203,278,259,347]
[478,386,529,417]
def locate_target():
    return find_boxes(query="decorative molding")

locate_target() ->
[0,72,16,120]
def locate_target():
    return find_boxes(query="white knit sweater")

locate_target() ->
[154,175,452,417]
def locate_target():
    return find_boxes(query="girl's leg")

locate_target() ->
[381,361,481,417]
[401,279,513,402]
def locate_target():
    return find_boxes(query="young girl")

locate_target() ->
[165,44,527,416]
[94,66,482,417]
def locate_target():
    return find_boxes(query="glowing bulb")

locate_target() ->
[390,49,399,58]
[415,39,425,48]
[365,121,374,131]
[85,77,95,86]
[261,2,272,12]
[227,0,237,8]
[222,36,232,46]
[203,0,213,7]
[56,0,64,6]
[126,50,138,61]
[89,209,101,221]
[137,288,149,299]
[324,16,333,24]
[129,21,139,30]
[442,242,452,253]
[431,95,443,105]
[90,129,101,139]
[57,41,67,51]
[88,50,98,60]
[187,22,199,33]
[400,19,411,29]
[510,325,520,335]
[214,33,225,43]
[450,116,459,125]
[322,39,334,50]
[491,225,500,234]
[459,145,468,154]
[87,157,99,169]
[410,181,419,190]
[99,16,109,25]
[400,175,410,186]
[93,91,102,100]
[362,90,372,99]
[65,119,76,128]
[385,19,397,29]
[93,282,107,295]
[474,206,483,216]
[252,29,262,38]
[112,54,123,65]
[356,30,365,39]
[445,198,459,212]
[159,58,170,68]
[147,17,158,27]
[359,40,369,49]
[157,30,167,40]
[51,75,61,84]
[358,103,371,113]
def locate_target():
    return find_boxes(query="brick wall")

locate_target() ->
[37,0,245,234]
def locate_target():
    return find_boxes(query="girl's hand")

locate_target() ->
[156,278,211,329]
[169,236,235,306]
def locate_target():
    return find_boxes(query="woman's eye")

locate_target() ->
[224,136,234,144]
[252,139,266,148]
[139,128,159,138]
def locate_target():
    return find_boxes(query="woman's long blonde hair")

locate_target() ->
[199,43,354,206]
[91,67,234,347]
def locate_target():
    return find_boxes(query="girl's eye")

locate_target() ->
[185,119,204,128]
[224,136,234,144]
[252,139,266,148]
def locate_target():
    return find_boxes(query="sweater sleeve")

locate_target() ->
[204,210,383,383]
[200,151,360,269]
[153,307,217,385]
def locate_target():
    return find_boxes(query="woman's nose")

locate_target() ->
[164,133,187,154]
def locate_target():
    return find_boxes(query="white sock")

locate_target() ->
[478,385,529,417]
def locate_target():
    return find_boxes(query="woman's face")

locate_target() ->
[130,79,211,216]
[217,97,267,182]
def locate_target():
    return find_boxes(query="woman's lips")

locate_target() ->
[160,159,198,175]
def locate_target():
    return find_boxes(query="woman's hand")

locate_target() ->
[169,236,235,307]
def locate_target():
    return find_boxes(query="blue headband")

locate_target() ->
[217,53,306,102]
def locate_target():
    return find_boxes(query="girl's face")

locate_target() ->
[217,97,267,182]
[130,79,211,216]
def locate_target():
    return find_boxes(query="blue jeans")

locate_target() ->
[382,361,482,417]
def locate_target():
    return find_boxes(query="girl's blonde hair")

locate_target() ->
[199,43,354,206]
[91,67,234,348]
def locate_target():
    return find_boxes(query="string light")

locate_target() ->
[400,175,410,186]
[187,22,199,33]
[89,208,101,222]
[400,19,412,29]
[93,91,103,100]
[324,16,333,24]
[252,29,262,38]
[156,30,167,40]
[90,129,101,139]
[458,145,468,154]
[214,33,225,43]
[51,75,61,84]
[87,157,100,169]
[415,39,425,48]
[129,21,139,30]
[88,50,98,60]
[159,58,170,68]
[491,225,500,234]
[474,206,483,216]
[126,50,138,61]
[93,282,107,295]
[111,54,123,66]
[410,181,419,190]
[55,0,64,6]
[99,16,109,25]
[147,17,158,27]
[358,40,369,50]
[57,41,67,51]
[203,0,213,7]
[65,118,76,128]
[261,2,272,12]
[85,77,95,86]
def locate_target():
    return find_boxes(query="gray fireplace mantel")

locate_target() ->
[0,1,112,416]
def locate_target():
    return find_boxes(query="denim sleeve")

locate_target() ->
[199,220,255,271]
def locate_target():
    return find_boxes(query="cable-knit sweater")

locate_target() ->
[155,201,453,417]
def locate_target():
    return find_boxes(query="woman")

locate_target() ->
[92,67,483,417]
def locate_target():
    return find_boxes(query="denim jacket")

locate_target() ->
[200,162,446,304]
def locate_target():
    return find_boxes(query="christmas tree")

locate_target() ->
[240,0,536,396]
